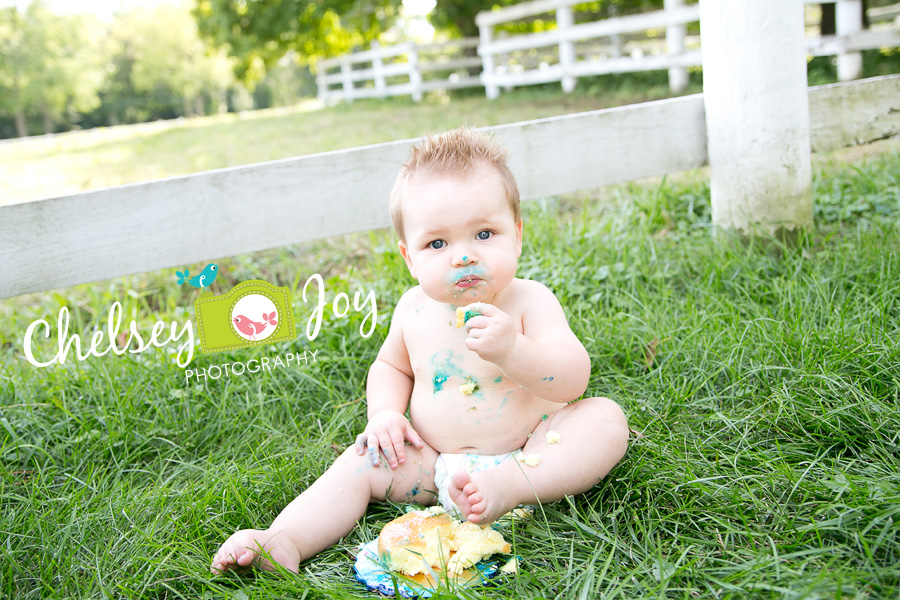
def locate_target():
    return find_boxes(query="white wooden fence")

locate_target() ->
[316,39,481,104]
[1,74,898,299]
[317,0,900,101]
[477,0,701,99]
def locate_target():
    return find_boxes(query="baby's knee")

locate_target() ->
[579,397,629,450]
[338,443,438,503]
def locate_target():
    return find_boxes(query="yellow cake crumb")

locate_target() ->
[459,380,477,395]
[455,306,480,328]
[517,453,542,467]
[545,430,562,444]
[500,557,519,574]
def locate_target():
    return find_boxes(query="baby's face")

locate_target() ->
[398,165,522,306]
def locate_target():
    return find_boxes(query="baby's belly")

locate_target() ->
[409,381,561,454]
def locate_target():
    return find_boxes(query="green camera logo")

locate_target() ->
[195,280,295,353]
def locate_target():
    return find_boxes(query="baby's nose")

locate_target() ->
[453,253,478,267]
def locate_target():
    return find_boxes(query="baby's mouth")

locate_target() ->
[455,274,483,288]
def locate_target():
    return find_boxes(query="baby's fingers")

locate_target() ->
[365,433,383,466]
[381,429,406,469]
[404,422,426,449]
[355,433,367,455]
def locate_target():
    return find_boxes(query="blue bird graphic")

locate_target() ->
[176,263,219,290]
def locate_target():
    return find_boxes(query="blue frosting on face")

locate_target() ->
[445,266,486,283]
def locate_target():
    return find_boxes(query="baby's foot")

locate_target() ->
[210,528,302,574]
[448,470,516,524]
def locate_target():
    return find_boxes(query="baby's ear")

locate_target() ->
[397,240,418,279]
[515,220,524,257]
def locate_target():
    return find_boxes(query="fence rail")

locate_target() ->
[316,39,481,103]
[316,0,900,101]
[2,74,898,299]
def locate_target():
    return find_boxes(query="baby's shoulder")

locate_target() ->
[504,277,561,306]
[391,286,428,320]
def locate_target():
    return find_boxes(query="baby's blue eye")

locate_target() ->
[429,240,446,250]
[477,230,492,240]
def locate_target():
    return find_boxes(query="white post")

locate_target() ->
[498,31,514,93]
[609,4,623,57]
[316,64,328,103]
[665,0,688,94]
[408,44,423,102]
[699,0,812,238]
[340,58,354,103]
[557,4,576,93]
[372,41,386,96]
[479,20,500,100]
[837,0,863,81]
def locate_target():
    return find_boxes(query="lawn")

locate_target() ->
[1,93,899,599]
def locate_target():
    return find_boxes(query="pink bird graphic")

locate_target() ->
[232,311,278,340]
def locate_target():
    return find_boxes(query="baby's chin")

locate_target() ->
[446,286,496,306]
[414,282,488,306]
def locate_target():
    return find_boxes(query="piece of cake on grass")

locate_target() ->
[378,507,511,576]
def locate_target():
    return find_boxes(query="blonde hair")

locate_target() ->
[389,127,521,242]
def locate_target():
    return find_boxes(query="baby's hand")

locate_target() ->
[355,410,425,469]
[463,303,517,365]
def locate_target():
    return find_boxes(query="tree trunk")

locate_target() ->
[14,110,27,138]
[42,104,53,134]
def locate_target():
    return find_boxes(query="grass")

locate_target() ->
[2,99,900,597]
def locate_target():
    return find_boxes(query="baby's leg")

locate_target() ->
[211,442,439,574]
[449,397,628,523]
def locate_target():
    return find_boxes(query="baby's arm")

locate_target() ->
[464,281,590,403]
[355,289,425,469]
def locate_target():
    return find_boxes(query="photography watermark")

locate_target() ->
[20,271,377,372]
[185,349,319,383]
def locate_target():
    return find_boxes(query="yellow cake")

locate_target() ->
[378,507,511,576]
[455,306,481,328]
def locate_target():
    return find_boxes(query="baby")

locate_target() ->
[211,127,629,574]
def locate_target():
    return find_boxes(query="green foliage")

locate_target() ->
[0,1,108,136]
[429,0,522,38]
[0,2,315,138]
[193,0,399,83]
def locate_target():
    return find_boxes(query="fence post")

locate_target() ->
[408,44,423,102]
[372,41,386,95]
[836,0,863,81]
[316,63,328,103]
[479,19,500,99]
[664,0,688,93]
[340,58,354,103]
[609,4,623,57]
[557,4,576,93]
[699,0,812,238]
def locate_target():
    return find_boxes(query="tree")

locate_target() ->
[193,0,399,83]
[0,2,106,136]
[120,3,235,117]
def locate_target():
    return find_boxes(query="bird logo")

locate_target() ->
[176,263,219,291]
[232,311,278,341]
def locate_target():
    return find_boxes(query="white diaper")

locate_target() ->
[433,451,518,518]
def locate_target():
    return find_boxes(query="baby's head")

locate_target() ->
[390,127,524,305]
[390,127,521,244]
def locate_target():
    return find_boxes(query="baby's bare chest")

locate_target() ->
[401,303,518,384]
